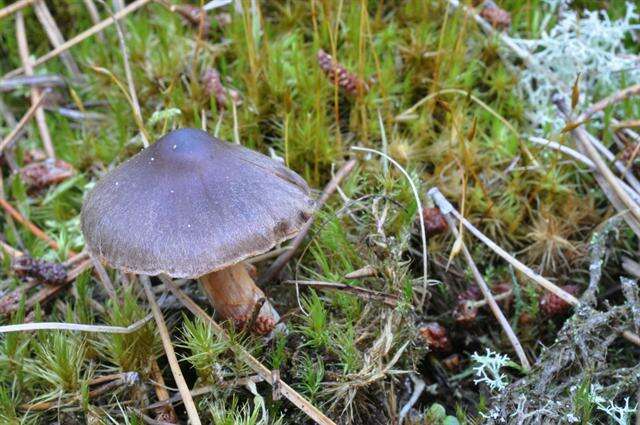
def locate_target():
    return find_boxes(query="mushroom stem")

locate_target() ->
[199,263,279,334]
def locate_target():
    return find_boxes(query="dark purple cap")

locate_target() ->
[81,128,313,278]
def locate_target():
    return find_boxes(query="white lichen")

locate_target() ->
[471,349,511,391]
[589,384,637,425]
[509,1,640,131]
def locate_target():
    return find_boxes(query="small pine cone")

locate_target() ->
[317,49,369,96]
[202,68,228,109]
[13,256,67,286]
[422,207,448,237]
[418,322,451,351]
[19,158,74,191]
[480,2,511,30]
[540,285,580,316]
[0,291,20,315]
[202,68,240,110]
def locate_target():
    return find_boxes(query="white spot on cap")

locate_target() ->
[172,144,177,150]
[150,157,155,161]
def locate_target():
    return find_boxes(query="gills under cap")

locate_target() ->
[81,128,314,278]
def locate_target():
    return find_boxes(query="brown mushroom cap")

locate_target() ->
[81,128,314,278]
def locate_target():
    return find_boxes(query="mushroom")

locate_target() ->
[81,128,313,333]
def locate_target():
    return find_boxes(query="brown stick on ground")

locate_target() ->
[160,275,338,425]
[0,198,60,251]
[443,213,530,370]
[139,275,201,425]
[32,0,81,77]
[82,0,106,42]
[286,280,399,307]
[555,98,640,237]
[15,11,55,159]
[0,0,35,20]
[149,359,178,423]
[259,159,357,284]
[576,83,640,125]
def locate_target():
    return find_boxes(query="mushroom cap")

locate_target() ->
[81,128,314,278]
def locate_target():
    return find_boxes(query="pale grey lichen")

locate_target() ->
[471,349,511,391]
[509,1,640,131]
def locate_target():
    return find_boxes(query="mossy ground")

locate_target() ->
[0,0,638,424]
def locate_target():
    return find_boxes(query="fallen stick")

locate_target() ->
[575,82,640,125]
[0,198,60,251]
[2,0,153,79]
[159,275,337,425]
[528,136,640,205]
[259,159,357,284]
[0,315,151,334]
[33,0,81,77]
[427,187,640,347]
[149,357,178,423]
[429,187,578,305]
[139,275,201,425]
[0,0,35,20]
[285,279,399,307]
[555,98,640,236]
[0,75,65,92]
[15,10,55,159]
[442,213,530,369]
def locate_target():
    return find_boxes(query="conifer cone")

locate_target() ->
[13,256,67,286]
[540,284,580,316]
[480,2,511,30]
[317,49,369,96]
[422,207,448,237]
[19,158,74,191]
[419,322,451,351]
[202,68,240,110]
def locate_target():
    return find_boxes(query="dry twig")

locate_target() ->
[32,0,81,77]
[575,82,640,126]
[0,315,151,334]
[0,0,35,20]
[15,10,56,159]
[286,280,399,307]
[139,275,201,425]
[442,213,530,369]
[0,198,59,251]
[0,75,65,92]
[105,0,149,147]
